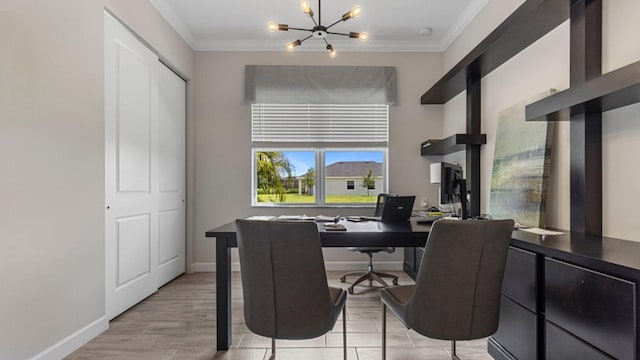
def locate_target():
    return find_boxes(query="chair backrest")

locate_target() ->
[406,219,514,340]
[235,219,335,339]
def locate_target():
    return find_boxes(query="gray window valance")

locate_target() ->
[244,65,397,105]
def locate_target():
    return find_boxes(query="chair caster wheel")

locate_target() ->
[340,276,346,283]
[392,278,399,285]
[348,287,354,294]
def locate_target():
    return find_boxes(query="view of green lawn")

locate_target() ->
[257,194,377,203]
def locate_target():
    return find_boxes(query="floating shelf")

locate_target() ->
[421,0,568,105]
[526,60,640,121]
[420,134,487,156]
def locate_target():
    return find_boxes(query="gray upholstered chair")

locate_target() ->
[235,219,347,360]
[340,193,399,294]
[380,219,514,360]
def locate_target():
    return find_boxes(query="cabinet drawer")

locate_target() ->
[492,296,538,360]
[545,258,635,360]
[502,246,538,312]
[546,321,613,360]
[403,247,415,271]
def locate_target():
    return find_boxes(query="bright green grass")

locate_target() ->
[257,194,377,204]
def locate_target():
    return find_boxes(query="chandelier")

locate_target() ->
[268,0,368,58]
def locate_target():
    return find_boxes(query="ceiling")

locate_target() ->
[149,0,488,52]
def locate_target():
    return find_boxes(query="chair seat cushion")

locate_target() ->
[329,286,346,306]
[380,285,415,328]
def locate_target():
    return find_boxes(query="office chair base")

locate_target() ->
[341,271,398,294]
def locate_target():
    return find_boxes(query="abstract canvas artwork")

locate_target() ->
[489,90,555,227]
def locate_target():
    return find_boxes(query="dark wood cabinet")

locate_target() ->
[489,247,541,360]
[403,246,416,279]
[490,296,540,360]
[545,258,635,360]
[545,322,613,360]
[502,247,539,312]
[403,246,424,280]
[489,231,640,360]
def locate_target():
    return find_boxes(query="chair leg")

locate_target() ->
[269,338,275,360]
[381,304,386,360]
[451,340,461,360]
[343,305,347,360]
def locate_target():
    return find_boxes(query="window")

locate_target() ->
[252,104,388,206]
[346,180,355,190]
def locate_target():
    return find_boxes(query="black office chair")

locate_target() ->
[380,219,514,360]
[340,193,399,294]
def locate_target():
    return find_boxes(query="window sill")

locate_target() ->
[251,203,376,209]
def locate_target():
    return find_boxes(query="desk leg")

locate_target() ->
[216,235,232,350]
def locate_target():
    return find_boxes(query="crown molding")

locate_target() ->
[192,39,446,52]
[439,0,490,50]
[150,0,489,53]
[148,0,198,50]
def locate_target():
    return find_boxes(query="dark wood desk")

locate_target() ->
[205,219,431,351]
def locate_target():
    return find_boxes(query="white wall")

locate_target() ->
[0,2,105,359]
[192,51,443,269]
[601,0,640,241]
[442,0,640,240]
[0,1,194,358]
[444,0,525,72]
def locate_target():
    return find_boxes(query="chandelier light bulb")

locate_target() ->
[299,0,312,14]
[267,21,279,32]
[287,39,302,52]
[349,32,369,41]
[350,5,362,18]
[327,44,337,58]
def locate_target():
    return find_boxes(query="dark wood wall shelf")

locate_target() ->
[421,0,568,105]
[419,0,570,220]
[420,134,487,156]
[526,60,640,121]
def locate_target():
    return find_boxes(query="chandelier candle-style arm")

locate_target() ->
[287,26,315,32]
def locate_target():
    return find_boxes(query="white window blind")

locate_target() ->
[252,104,388,143]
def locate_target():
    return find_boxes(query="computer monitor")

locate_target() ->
[439,162,468,219]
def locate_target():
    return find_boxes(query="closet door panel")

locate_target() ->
[105,12,159,319]
[156,64,186,286]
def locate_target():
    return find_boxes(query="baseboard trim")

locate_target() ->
[191,261,404,272]
[30,316,108,360]
[191,262,216,272]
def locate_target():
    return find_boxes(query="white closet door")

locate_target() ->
[156,64,186,286]
[105,12,159,319]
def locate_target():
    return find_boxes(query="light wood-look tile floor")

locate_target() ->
[67,271,493,360]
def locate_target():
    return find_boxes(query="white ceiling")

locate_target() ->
[149,0,488,52]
